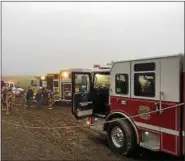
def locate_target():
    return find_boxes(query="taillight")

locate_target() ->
[69,73,72,79]
[86,117,92,125]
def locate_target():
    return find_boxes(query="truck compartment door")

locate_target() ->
[47,76,54,90]
[160,55,181,155]
[71,72,93,119]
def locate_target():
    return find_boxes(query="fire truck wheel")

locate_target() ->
[107,119,136,156]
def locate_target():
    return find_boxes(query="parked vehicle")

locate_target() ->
[5,81,24,96]
[30,76,47,100]
[59,68,91,103]
[71,53,185,157]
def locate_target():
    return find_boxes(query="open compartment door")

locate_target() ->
[71,72,93,119]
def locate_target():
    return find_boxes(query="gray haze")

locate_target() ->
[2,2,184,76]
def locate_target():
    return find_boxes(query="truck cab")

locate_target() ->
[91,69,110,116]
[72,66,111,119]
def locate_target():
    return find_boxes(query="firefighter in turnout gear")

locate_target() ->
[48,90,54,109]
[1,87,8,111]
[42,88,48,105]
[5,88,15,115]
[25,87,34,108]
[35,88,42,107]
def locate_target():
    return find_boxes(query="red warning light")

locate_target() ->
[86,117,92,125]
[98,67,110,69]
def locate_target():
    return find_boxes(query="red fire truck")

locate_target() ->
[71,54,185,157]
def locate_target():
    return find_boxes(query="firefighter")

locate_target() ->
[36,89,42,107]
[48,89,54,109]
[1,87,8,111]
[1,80,6,88]
[25,86,33,108]
[42,88,48,105]
[5,88,15,115]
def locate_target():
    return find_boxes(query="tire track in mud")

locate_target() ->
[21,107,117,160]
[7,103,181,161]
[2,103,183,161]
[43,108,124,160]
[2,106,76,160]
[2,105,123,160]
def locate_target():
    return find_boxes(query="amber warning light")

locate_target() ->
[86,120,91,125]
[62,71,69,78]
[41,76,46,80]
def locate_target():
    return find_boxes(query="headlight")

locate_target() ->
[41,76,46,80]
[62,72,69,78]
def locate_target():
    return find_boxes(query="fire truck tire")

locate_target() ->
[107,119,136,156]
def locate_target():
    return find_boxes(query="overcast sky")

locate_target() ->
[2,2,184,76]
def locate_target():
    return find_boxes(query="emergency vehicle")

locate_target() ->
[31,76,47,99]
[45,73,59,93]
[5,81,24,96]
[59,68,91,102]
[71,54,185,157]
[5,81,16,88]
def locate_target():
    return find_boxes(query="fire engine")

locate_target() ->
[30,76,47,99]
[44,73,61,102]
[71,54,185,157]
[59,68,91,102]
[45,73,59,93]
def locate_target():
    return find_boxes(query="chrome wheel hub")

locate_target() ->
[111,126,124,148]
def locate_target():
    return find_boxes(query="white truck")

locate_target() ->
[5,81,24,96]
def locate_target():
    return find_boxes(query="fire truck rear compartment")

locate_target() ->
[46,76,53,90]
[61,83,72,100]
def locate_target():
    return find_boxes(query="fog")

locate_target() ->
[2,2,184,76]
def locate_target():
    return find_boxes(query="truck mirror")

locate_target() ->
[82,85,87,91]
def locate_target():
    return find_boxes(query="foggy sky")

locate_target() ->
[2,2,184,76]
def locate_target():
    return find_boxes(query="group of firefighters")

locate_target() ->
[1,84,57,115]
[25,86,56,109]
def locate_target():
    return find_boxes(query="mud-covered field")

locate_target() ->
[1,98,184,161]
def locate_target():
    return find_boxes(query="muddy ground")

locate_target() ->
[1,98,184,161]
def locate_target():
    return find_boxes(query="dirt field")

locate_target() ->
[1,98,184,161]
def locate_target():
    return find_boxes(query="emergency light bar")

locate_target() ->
[34,76,40,79]
[93,64,111,69]
[98,67,111,69]
[93,65,100,68]
[7,80,16,84]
